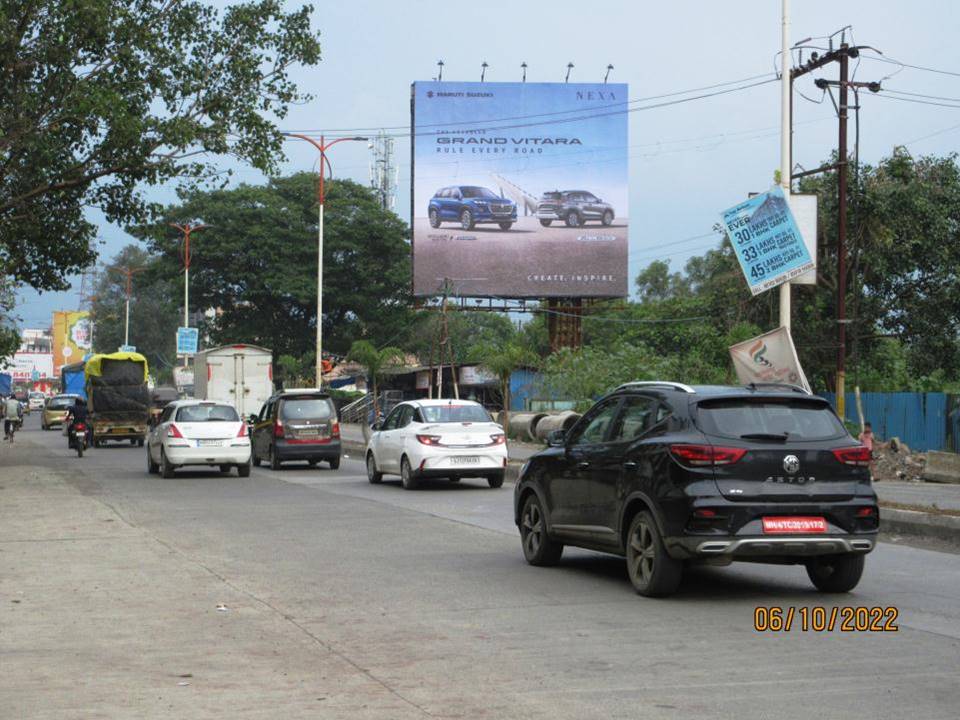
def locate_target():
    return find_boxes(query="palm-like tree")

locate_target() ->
[474,341,538,431]
[347,340,406,421]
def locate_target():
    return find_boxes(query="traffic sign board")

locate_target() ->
[176,327,199,355]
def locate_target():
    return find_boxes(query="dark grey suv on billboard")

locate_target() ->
[537,190,615,228]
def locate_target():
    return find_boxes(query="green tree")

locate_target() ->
[136,175,412,360]
[471,339,538,428]
[91,245,180,380]
[0,0,320,291]
[346,340,405,418]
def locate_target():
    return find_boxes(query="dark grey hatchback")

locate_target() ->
[514,382,878,597]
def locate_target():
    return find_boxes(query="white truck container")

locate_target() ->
[192,344,274,419]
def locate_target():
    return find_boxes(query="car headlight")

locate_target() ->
[473,201,488,209]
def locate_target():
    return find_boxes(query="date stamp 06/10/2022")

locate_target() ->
[754,606,899,633]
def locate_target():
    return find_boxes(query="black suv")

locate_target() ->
[537,190,615,228]
[251,390,341,470]
[514,382,877,597]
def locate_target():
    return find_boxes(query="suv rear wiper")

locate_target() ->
[739,432,790,441]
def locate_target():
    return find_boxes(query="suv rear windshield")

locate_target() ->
[696,399,846,441]
[280,397,334,420]
[176,404,239,422]
[420,404,491,423]
[541,191,561,200]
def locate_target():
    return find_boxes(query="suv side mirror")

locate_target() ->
[547,429,566,447]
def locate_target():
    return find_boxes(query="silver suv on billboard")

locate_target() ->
[537,190,615,228]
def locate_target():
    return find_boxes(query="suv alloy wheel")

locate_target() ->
[602,210,614,226]
[520,495,563,565]
[460,209,474,230]
[625,512,682,597]
[429,208,441,228]
[565,210,581,228]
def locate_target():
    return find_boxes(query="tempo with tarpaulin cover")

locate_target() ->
[84,351,150,447]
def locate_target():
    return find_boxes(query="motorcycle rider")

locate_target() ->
[3,394,23,442]
[65,397,90,448]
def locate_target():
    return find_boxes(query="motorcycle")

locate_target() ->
[70,421,88,458]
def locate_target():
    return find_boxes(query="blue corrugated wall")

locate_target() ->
[822,392,948,452]
[510,369,539,412]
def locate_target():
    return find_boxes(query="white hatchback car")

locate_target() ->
[365,399,508,489]
[147,400,251,478]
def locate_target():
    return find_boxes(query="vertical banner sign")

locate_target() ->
[721,187,814,295]
[52,311,92,371]
[411,81,629,298]
[729,327,811,392]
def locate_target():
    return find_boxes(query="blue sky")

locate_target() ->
[15,0,960,328]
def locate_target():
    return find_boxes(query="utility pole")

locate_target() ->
[836,49,850,420]
[170,222,207,367]
[779,0,792,331]
[369,131,397,212]
[789,36,880,420]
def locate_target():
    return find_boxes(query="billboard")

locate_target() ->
[4,352,54,381]
[411,81,629,298]
[720,187,814,296]
[52,311,92,371]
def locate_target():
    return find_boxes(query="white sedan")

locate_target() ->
[365,399,508,489]
[147,400,251,478]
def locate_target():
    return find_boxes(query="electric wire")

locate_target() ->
[280,71,777,135]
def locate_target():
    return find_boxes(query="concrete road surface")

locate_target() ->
[3,415,959,719]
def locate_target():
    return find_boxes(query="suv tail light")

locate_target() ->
[833,446,871,466]
[331,421,340,439]
[236,423,247,438]
[417,434,442,446]
[167,424,184,439]
[273,420,284,438]
[670,444,747,467]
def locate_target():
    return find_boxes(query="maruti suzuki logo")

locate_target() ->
[426,91,434,98]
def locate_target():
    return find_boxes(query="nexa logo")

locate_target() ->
[576,90,617,101]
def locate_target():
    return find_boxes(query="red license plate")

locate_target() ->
[762,516,827,534]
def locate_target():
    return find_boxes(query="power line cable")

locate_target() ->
[280,71,777,135]
[861,54,960,79]
[289,77,780,140]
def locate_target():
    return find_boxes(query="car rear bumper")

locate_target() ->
[166,443,251,466]
[275,439,341,461]
[667,533,877,560]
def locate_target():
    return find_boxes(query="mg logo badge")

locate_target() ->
[783,455,800,474]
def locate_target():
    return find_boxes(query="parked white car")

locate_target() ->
[146,399,251,478]
[365,399,508,489]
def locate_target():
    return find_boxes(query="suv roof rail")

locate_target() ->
[616,381,696,394]
[745,382,811,395]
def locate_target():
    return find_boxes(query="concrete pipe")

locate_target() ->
[534,411,582,442]
[507,412,547,442]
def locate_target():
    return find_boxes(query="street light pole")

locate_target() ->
[779,0,792,332]
[169,222,207,366]
[282,133,368,388]
[107,266,146,349]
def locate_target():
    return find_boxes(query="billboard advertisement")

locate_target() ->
[52,311,92,371]
[411,81,628,298]
[4,352,54,381]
